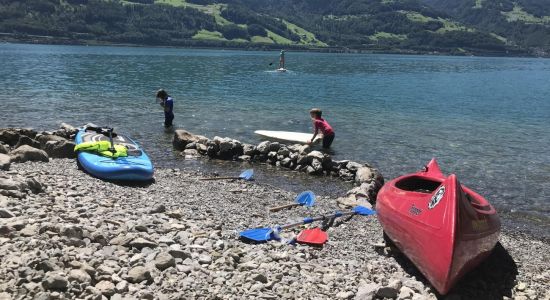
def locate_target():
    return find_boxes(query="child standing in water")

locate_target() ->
[156,89,174,128]
[308,108,335,149]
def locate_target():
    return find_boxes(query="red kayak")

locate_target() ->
[376,158,500,295]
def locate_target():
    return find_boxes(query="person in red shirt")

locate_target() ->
[308,108,335,149]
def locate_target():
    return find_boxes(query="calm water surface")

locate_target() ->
[1,43,549,230]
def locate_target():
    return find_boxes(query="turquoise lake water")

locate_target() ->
[1,43,549,228]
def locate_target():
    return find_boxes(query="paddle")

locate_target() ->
[268,191,315,212]
[239,206,376,243]
[296,206,376,246]
[199,169,254,181]
[296,227,327,246]
[106,127,116,154]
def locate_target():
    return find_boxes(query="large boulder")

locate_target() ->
[36,133,70,147]
[9,145,49,163]
[242,144,257,156]
[0,143,8,154]
[0,128,37,146]
[43,140,76,159]
[355,167,384,186]
[52,123,78,139]
[173,130,208,151]
[0,153,10,170]
[346,161,363,172]
[14,135,41,149]
[256,141,271,154]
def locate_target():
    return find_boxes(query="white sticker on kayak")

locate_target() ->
[429,186,445,209]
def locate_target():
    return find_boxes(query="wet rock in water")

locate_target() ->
[43,140,76,159]
[9,145,49,163]
[0,153,10,170]
[173,130,207,150]
[14,135,40,149]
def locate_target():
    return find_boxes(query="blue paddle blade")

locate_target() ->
[353,206,376,216]
[239,227,274,242]
[296,191,316,207]
[239,169,254,181]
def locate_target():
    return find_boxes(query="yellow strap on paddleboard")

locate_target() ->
[74,141,128,158]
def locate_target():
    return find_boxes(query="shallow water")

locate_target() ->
[1,43,549,228]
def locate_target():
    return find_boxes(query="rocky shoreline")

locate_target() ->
[1,126,549,300]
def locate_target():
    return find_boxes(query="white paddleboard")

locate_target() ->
[255,130,321,144]
[276,68,287,72]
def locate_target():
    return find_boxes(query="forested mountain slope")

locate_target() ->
[0,0,547,56]
[419,0,550,50]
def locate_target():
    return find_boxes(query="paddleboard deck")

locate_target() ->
[254,130,321,144]
[75,128,154,181]
[276,68,287,72]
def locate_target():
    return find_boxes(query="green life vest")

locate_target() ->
[74,141,128,158]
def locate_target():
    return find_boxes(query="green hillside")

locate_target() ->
[0,0,548,56]
[418,0,550,51]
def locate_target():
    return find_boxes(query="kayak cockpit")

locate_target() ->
[394,176,442,194]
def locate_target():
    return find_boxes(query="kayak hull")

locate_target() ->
[376,159,500,295]
[75,130,154,181]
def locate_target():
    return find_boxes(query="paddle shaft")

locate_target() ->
[269,203,301,212]
[280,210,357,230]
[107,128,116,153]
[200,176,240,181]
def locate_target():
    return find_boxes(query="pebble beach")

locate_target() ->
[1,127,549,300]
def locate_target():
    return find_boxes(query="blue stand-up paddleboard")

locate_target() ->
[75,127,154,181]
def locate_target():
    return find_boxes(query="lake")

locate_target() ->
[1,43,549,233]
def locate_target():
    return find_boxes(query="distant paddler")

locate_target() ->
[279,49,285,69]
